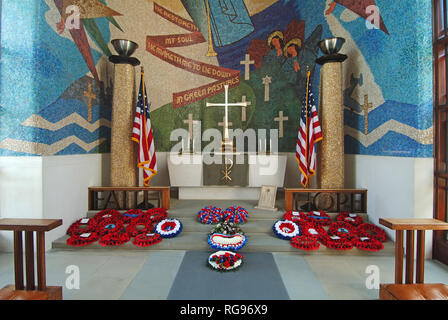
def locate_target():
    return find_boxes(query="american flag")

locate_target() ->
[132,70,157,186]
[296,75,322,188]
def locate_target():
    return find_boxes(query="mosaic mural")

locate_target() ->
[0,0,433,157]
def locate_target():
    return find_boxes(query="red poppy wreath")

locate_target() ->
[66,232,99,246]
[66,217,97,236]
[283,211,308,225]
[290,235,320,251]
[99,233,130,247]
[357,223,388,242]
[133,232,163,247]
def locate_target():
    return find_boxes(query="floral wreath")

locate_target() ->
[97,218,124,236]
[290,235,320,251]
[283,211,308,225]
[155,218,183,238]
[328,221,358,240]
[133,232,163,247]
[320,235,354,250]
[145,208,168,224]
[336,211,364,227]
[209,221,245,236]
[336,212,364,226]
[99,233,130,246]
[93,209,121,222]
[300,222,328,242]
[121,209,144,224]
[66,232,99,246]
[208,233,247,251]
[208,251,244,272]
[197,206,223,224]
[273,220,301,240]
[352,236,384,252]
[223,206,248,224]
[126,217,154,237]
[66,218,97,236]
[306,211,332,226]
[357,223,387,242]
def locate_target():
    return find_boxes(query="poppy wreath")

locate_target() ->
[126,217,154,237]
[99,232,130,246]
[300,222,328,242]
[320,235,354,250]
[155,218,183,238]
[66,232,99,246]
[93,209,121,222]
[336,212,364,226]
[222,206,248,224]
[133,232,163,247]
[121,209,144,224]
[208,251,244,272]
[306,211,332,226]
[357,223,388,242]
[273,220,301,240]
[328,221,358,240]
[197,206,223,224]
[352,236,384,252]
[66,218,97,236]
[208,233,247,251]
[283,211,308,225]
[290,235,320,251]
[145,208,168,224]
[97,218,124,236]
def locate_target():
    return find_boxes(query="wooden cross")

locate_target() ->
[262,75,272,102]
[360,94,373,135]
[241,96,251,122]
[240,54,255,81]
[206,85,246,150]
[83,83,96,122]
[183,113,194,139]
[274,111,289,138]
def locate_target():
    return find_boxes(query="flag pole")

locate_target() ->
[305,66,311,189]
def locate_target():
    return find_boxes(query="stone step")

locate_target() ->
[82,212,370,234]
[52,231,394,256]
[85,210,369,222]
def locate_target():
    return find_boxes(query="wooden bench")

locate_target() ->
[0,219,63,300]
[88,186,171,210]
[284,188,367,212]
[379,218,448,300]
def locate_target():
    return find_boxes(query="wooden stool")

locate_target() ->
[0,219,63,300]
[379,218,448,300]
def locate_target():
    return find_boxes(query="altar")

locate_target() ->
[167,152,287,200]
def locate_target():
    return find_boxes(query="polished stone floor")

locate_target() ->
[1,250,448,300]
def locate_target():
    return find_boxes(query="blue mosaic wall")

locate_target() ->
[0,0,434,158]
[0,0,113,156]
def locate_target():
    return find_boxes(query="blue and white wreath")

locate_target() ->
[273,220,301,240]
[208,233,247,251]
[155,218,183,238]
